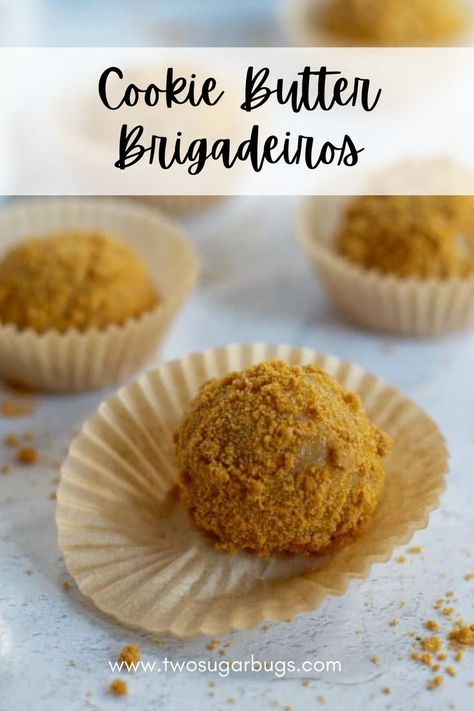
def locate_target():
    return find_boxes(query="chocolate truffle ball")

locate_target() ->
[337,196,474,279]
[0,231,159,333]
[175,361,391,557]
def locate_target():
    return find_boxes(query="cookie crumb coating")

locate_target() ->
[175,361,391,557]
[321,0,466,45]
[0,231,159,333]
[337,196,474,279]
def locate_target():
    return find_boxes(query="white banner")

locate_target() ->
[2,47,474,195]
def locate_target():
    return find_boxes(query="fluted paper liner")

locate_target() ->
[56,343,448,637]
[299,197,474,337]
[0,199,199,392]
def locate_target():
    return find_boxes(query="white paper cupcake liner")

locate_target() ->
[298,196,474,337]
[56,343,448,637]
[0,199,199,392]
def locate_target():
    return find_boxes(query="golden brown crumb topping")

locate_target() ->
[0,231,159,333]
[337,196,474,279]
[175,361,391,557]
[321,0,466,45]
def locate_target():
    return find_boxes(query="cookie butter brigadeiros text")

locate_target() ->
[0,231,159,333]
[175,361,392,557]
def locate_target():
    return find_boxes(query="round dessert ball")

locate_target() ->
[337,196,474,279]
[175,361,392,557]
[322,0,466,45]
[0,231,159,333]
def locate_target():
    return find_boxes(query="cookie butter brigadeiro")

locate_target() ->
[321,0,466,45]
[337,196,474,279]
[175,361,391,557]
[0,231,159,333]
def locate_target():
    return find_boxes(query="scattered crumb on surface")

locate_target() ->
[445,666,457,677]
[0,400,34,418]
[395,555,406,564]
[3,434,19,447]
[109,679,128,696]
[407,546,424,554]
[389,619,399,627]
[119,644,141,666]
[449,623,474,647]
[422,637,443,653]
[16,447,38,465]
[206,640,220,652]
[382,687,390,694]
[426,675,444,690]
[0,463,10,474]
[371,655,380,665]
[63,580,71,591]
[426,620,440,632]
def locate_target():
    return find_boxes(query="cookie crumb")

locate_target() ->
[422,637,442,654]
[441,607,455,618]
[16,447,38,465]
[119,644,141,666]
[395,555,406,564]
[0,400,33,418]
[425,620,440,632]
[449,623,474,647]
[426,675,443,690]
[407,546,424,554]
[382,687,390,694]
[109,679,127,696]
